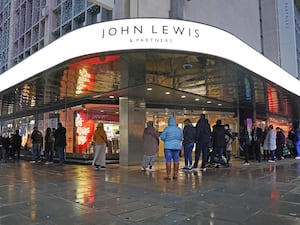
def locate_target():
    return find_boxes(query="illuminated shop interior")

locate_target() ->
[0,51,298,161]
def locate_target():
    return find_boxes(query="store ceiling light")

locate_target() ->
[195,98,200,101]
[183,62,192,70]
[109,95,114,99]
[147,87,153,91]
[181,95,186,98]
[165,91,171,95]
[207,100,212,104]
[218,103,222,106]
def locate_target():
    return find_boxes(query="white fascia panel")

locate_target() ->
[1,18,299,97]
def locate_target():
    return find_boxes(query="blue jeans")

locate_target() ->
[183,143,194,168]
[1,147,8,162]
[56,146,65,163]
[32,143,41,161]
[164,149,180,163]
[296,142,300,157]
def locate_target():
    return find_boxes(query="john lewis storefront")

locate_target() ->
[0,18,299,165]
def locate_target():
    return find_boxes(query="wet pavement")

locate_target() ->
[0,158,300,225]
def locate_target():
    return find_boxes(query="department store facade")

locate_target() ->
[0,18,299,165]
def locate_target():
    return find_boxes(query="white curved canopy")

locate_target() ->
[1,18,300,96]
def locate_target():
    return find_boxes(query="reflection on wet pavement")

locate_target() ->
[0,158,300,224]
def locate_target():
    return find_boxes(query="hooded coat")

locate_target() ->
[160,116,183,150]
[143,125,160,156]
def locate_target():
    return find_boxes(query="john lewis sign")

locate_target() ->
[100,22,200,44]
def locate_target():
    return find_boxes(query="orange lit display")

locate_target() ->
[75,67,95,94]
[267,85,279,113]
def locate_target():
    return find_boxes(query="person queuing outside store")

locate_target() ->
[275,127,285,160]
[239,126,251,166]
[54,122,66,164]
[193,114,211,172]
[263,125,276,163]
[262,127,270,160]
[11,130,22,161]
[160,116,183,180]
[287,126,296,158]
[181,118,195,171]
[295,124,300,160]
[30,127,43,163]
[251,123,263,162]
[44,127,55,164]
[224,124,233,166]
[211,119,226,167]
[92,122,108,170]
[141,121,160,172]
[1,134,10,163]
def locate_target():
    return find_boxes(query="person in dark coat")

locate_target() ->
[54,122,66,164]
[11,130,22,161]
[276,127,285,160]
[44,127,55,164]
[287,121,299,158]
[211,119,226,166]
[30,127,43,163]
[193,114,211,171]
[240,126,251,165]
[182,118,195,170]
[251,123,263,162]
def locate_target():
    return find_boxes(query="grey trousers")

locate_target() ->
[92,143,106,167]
[142,154,156,168]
